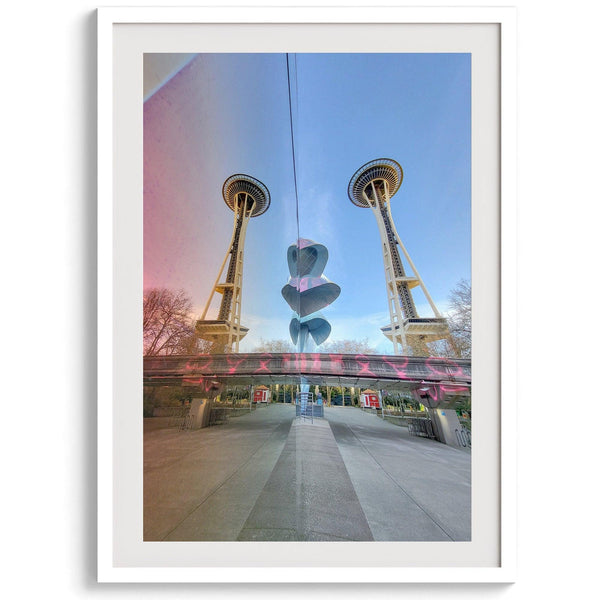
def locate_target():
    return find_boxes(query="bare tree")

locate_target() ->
[252,338,295,353]
[430,279,471,359]
[143,288,210,356]
[320,338,377,354]
[173,330,214,355]
[448,279,471,358]
[252,337,377,354]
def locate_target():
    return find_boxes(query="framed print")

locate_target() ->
[98,5,516,583]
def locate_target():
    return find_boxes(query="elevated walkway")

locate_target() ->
[144,352,471,403]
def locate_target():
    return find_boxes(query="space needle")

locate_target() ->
[196,174,270,353]
[348,158,450,356]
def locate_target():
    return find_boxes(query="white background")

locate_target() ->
[2,0,598,597]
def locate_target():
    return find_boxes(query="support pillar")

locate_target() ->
[428,408,463,448]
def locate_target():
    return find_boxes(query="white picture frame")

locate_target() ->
[98,5,516,583]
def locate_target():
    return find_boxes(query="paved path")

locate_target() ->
[144,404,470,542]
[326,407,471,541]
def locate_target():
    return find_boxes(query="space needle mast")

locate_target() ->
[196,174,270,353]
[348,158,450,356]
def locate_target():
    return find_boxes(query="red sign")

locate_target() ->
[362,394,380,408]
[253,389,268,403]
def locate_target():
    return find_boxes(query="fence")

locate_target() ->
[379,413,412,428]
[455,426,472,448]
[148,402,257,431]
[296,392,314,422]
[407,418,436,439]
[179,411,195,431]
[365,405,428,427]
[208,407,229,426]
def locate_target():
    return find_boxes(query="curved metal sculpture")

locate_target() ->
[289,313,331,347]
[282,238,340,352]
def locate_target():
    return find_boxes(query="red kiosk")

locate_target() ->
[360,389,381,409]
[252,385,271,403]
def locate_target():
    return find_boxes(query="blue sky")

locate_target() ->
[144,53,471,353]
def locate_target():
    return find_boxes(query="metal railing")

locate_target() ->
[407,418,436,439]
[144,353,472,387]
[296,392,314,423]
[208,407,230,426]
[455,426,472,448]
[380,405,426,423]
[179,411,195,431]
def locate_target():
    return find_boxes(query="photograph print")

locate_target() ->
[142,52,472,543]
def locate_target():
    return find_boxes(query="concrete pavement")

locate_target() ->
[144,403,471,541]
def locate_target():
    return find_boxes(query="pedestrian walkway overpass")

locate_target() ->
[144,352,470,405]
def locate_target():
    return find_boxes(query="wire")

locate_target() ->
[286,53,301,267]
